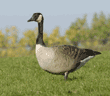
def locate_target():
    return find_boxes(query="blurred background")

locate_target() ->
[0,0,110,57]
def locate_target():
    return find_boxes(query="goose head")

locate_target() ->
[27,13,44,23]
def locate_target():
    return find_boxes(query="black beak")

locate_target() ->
[27,17,33,22]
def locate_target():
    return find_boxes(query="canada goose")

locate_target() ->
[27,13,101,80]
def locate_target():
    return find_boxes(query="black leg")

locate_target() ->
[64,72,68,80]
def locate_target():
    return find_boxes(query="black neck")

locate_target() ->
[36,21,45,46]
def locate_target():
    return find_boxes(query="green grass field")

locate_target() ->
[0,51,110,96]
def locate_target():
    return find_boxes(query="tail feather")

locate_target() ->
[93,51,101,55]
[85,49,101,56]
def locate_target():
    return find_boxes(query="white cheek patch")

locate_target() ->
[37,15,42,23]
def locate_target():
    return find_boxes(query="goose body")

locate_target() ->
[28,13,101,80]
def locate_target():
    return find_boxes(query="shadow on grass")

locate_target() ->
[66,76,84,81]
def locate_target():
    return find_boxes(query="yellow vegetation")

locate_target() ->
[0,12,109,57]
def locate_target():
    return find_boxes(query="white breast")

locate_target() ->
[35,44,55,70]
[35,44,43,53]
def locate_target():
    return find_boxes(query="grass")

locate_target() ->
[0,51,110,96]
